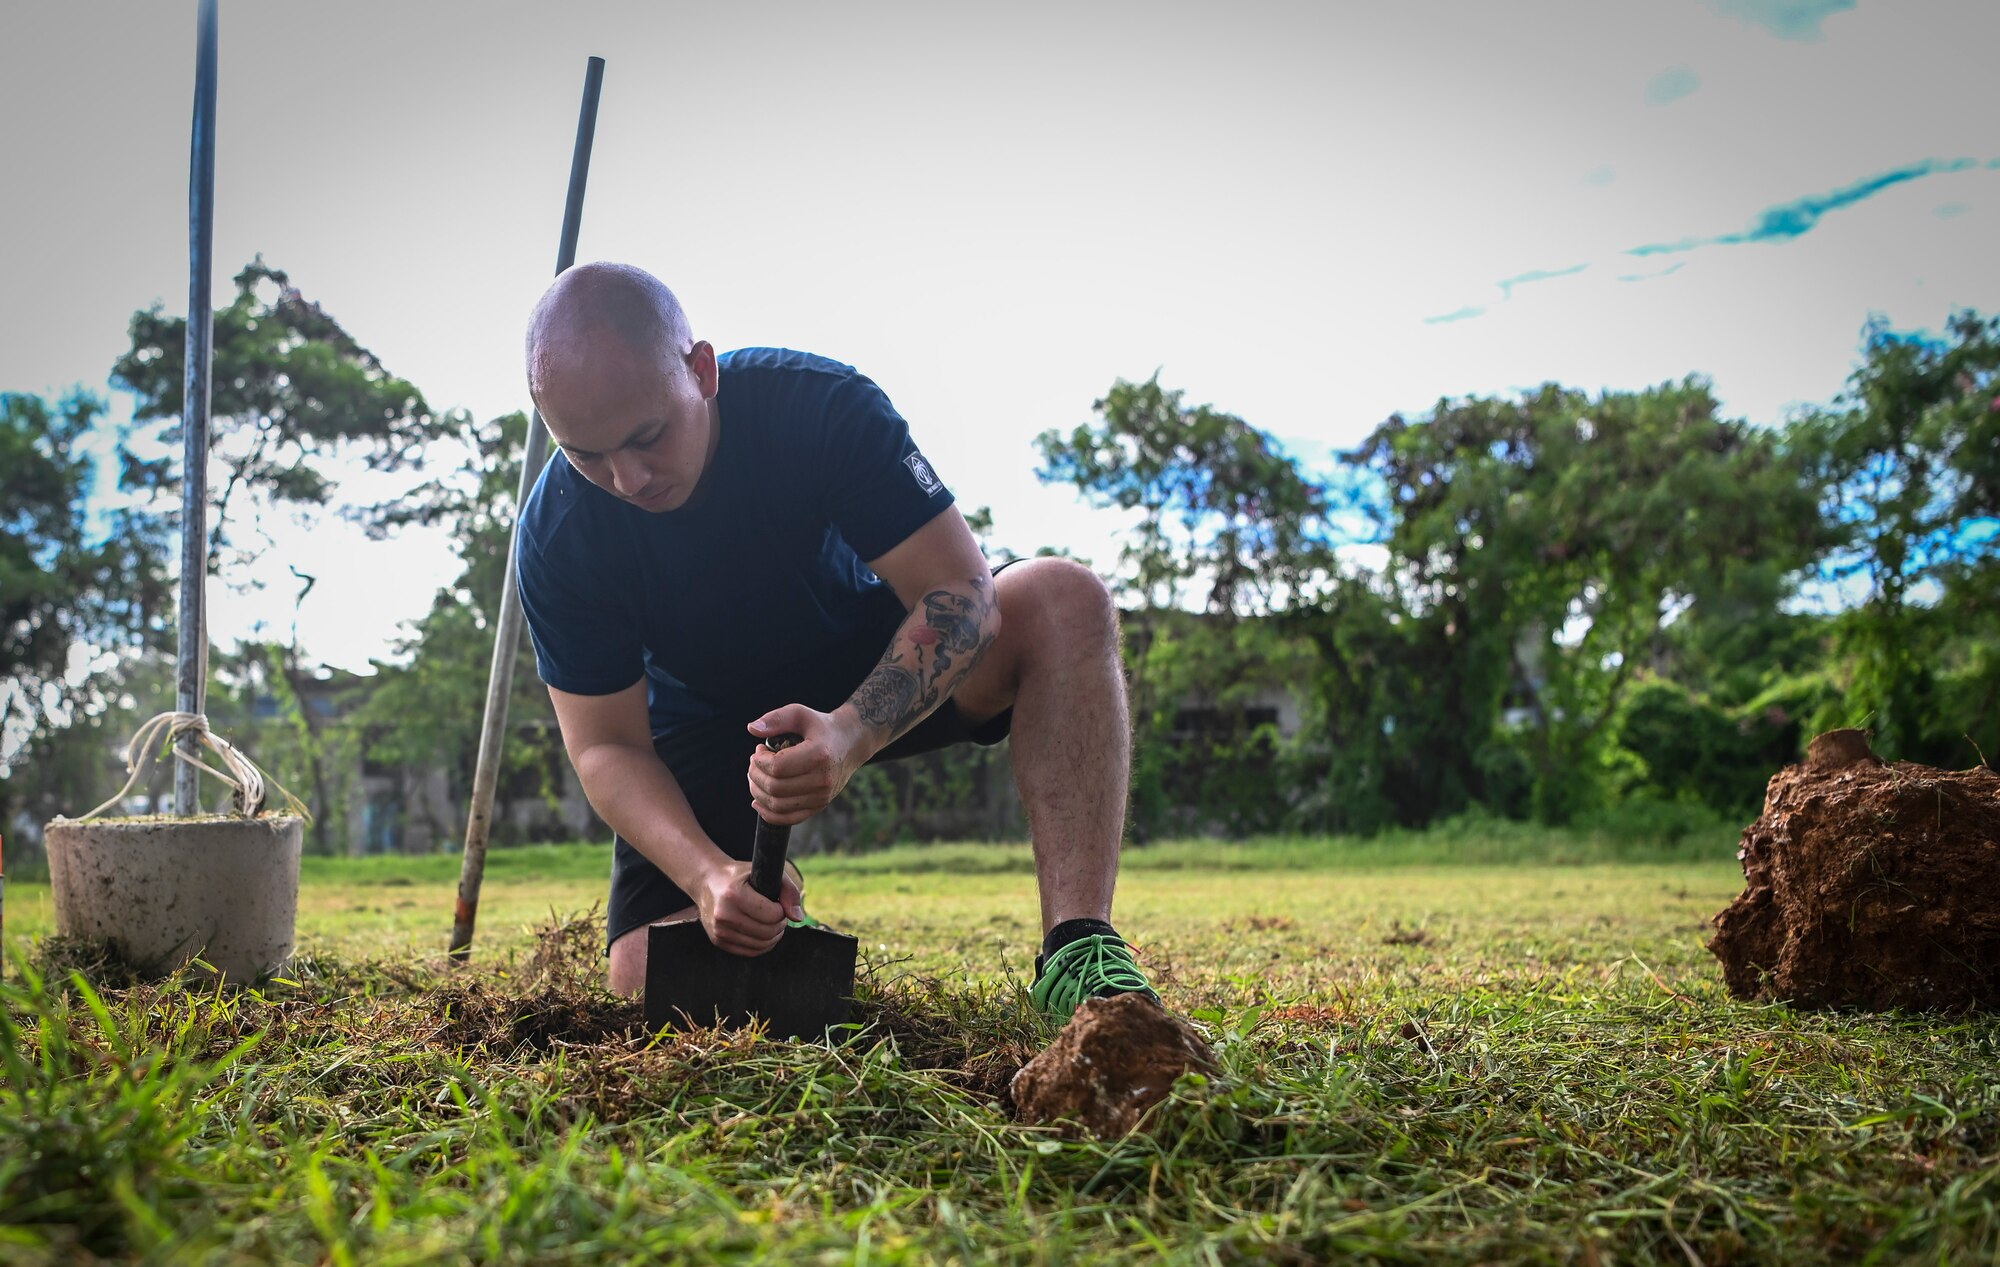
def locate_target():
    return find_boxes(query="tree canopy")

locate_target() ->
[1039,314,1995,835]
[110,258,443,570]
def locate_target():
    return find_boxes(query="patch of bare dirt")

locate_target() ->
[1231,916,1296,933]
[1269,1004,1347,1026]
[1708,729,2000,1011]
[1010,994,1218,1138]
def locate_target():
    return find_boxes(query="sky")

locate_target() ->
[4,0,1998,675]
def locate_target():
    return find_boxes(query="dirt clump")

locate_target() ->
[1708,729,2000,1011]
[1010,994,1217,1138]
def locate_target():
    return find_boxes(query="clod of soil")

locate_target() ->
[1708,729,2000,1011]
[1009,994,1217,1138]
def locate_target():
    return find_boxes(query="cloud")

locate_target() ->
[1423,155,1989,329]
[1617,262,1687,283]
[1646,66,1702,105]
[1707,0,1855,41]
[1497,263,1589,300]
[1582,166,1616,187]
[1424,305,1487,325]
[1628,158,1983,256]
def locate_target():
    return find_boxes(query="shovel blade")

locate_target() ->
[644,921,859,1040]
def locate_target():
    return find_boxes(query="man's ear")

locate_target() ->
[688,340,719,399]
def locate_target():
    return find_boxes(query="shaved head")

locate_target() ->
[526,262,694,404]
[522,262,723,514]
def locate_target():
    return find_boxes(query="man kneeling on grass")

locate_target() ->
[513,261,1157,1021]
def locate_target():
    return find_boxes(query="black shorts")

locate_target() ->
[605,699,1011,948]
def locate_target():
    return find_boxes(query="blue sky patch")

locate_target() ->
[1708,0,1856,41]
[1646,67,1702,105]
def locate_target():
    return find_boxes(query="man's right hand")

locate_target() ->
[692,857,806,956]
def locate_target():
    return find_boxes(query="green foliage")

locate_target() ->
[1038,379,1343,836]
[803,742,1020,853]
[1607,676,1795,818]
[110,258,440,570]
[1654,602,1835,710]
[6,262,457,847]
[1348,376,1833,823]
[1041,368,1840,834]
[1791,312,2000,765]
[236,645,365,855]
[0,391,173,836]
[0,392,170,699]
[0,957,256,1257]
[348,410,562,847]
[1121,611,1317,838]
[1037,374,1335,615]
[1286,574,1505,833]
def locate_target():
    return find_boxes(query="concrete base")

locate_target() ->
[45,816,304,982]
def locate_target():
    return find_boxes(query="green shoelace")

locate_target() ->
[1032,934,1157,1019]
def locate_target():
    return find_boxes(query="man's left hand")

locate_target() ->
[745,705,872,825]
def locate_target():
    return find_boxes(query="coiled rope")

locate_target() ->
[78,711,311,823]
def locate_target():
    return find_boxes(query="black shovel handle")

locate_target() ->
[748,733,801,902]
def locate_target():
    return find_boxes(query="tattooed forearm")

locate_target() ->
[847,575,997,742]
[922,591,984,656]
[852,662,920,730]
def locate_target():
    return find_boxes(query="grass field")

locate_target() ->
[3,825,1997,1263]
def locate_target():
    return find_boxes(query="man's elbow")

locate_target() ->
[568,736,648,792]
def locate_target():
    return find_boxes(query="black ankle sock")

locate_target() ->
[1042,918,1119,963]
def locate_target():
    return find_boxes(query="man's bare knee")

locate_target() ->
[1034,556,1118,637]
[606,907,698,997]
[998,557,1118,656]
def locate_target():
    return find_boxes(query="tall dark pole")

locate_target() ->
[175,0,219,817]
[451,56,605,959]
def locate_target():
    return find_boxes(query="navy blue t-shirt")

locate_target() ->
[516,348,955,739]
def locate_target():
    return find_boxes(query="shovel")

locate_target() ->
[644,735,859,1039]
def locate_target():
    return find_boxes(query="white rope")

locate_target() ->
[78,711,312,824]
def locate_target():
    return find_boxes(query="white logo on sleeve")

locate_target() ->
[904,451,944,496]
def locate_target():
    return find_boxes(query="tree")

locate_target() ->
[1038,377,1343,836]
[1044,371,1837,834]
[1037,374,1337,616]
[0,391,172,839]
[1791,310,2000,764]
[109,258,441,574]
[1349,377,1832,821]
[348,411,563,847]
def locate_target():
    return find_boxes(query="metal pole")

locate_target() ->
[175,0,219,817]
[451,55,605,959]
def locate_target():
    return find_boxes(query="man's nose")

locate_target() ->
[607,451,647,495]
